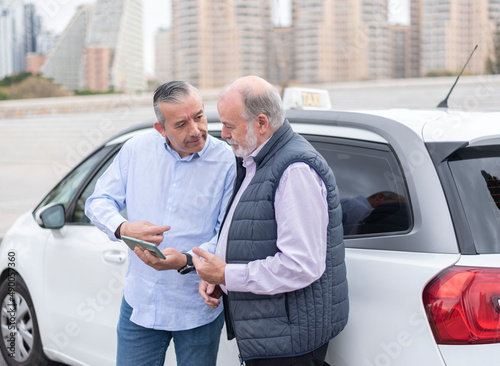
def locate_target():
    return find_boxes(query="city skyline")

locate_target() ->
[28,0,409,75]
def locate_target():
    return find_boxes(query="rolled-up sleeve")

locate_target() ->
[85,143,129,241]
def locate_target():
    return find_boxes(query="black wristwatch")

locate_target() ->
[177,253,195,274]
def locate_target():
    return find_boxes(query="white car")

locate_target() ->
[1,108,500,366]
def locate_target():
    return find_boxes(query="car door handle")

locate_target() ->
[103,250,127,264]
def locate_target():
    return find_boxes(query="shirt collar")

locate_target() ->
[163,135,211,161]
[242,137,271,168]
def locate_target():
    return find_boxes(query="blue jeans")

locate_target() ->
[116,297,224,366]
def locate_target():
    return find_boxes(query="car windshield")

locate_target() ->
[35,147,111,211]
[448,145,500,254]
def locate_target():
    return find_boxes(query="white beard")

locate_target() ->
[226,123,258,158]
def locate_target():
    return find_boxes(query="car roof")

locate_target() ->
[104,109,500,147]
[363,109,500,145]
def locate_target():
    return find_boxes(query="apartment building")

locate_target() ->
[162,0,392,88]
[417,0,496,76]
[0,0,28,78]
[41,0,144,92]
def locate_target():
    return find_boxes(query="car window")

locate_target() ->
[448,145,500,254]
[72,150,128,224]
[36,147,111,211]
[306,137,411,238]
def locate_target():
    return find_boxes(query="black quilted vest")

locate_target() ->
[222,120,349,361]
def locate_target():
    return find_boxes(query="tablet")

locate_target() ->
[121,235,166,260]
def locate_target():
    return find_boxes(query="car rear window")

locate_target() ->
[307,138,411,239]
[448,145,500,254]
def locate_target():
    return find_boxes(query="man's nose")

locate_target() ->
[188,120,200,136]
[221,125,230,139]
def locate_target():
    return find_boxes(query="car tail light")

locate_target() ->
[423,266,500,345]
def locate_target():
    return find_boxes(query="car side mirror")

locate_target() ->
[35,203,66,229]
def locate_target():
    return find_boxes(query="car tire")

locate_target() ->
[0,274,50,366]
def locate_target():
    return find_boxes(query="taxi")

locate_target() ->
[0,90,499,365]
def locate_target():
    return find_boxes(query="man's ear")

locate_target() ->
[154,121,167,137]
[256,114,270,135]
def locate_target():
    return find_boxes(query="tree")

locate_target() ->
[0,72,33,87]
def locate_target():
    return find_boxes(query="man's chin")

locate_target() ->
[234,149,249,159]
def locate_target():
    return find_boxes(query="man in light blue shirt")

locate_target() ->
[85,81,236,366]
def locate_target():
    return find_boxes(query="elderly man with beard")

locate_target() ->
[85,81,236,366]
[192,76,349,366]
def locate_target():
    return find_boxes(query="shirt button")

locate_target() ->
[158,280,162,284]
[173,183,177,187]
[168,207,172,211]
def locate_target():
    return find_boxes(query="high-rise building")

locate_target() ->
[292,0,334,83]
[169,0,273,89]
[41,0,144,92]
[36,31,57,55]
[24,3,40,54]
[419,0,495,76]
[154,28,175,84]
[489,0,500,72]
[87,0,144,91]
[267,26,294,87]
[407,0,421,77]
[41,5,91,91]
[289,0,392,83]
[84,47,112,91]
[25,53,46,74]
[0,0,26,78]
[391,25,409,78]
[160,0,500,87]
[0,1,45,78]
[164,0,392,88]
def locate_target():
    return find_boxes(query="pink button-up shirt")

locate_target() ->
[216,139,329,295]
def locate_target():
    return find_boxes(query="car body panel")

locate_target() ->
[0,211,50,330]
[41,225,124,365]
[454,254,500,267]
[327,249,460,366]
[438,343,500,366]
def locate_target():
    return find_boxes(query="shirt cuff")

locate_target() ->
[224,263,248,292]
[107,215,127,241]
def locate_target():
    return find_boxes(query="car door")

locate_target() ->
[299,132,461,366]
[40,145,127,366]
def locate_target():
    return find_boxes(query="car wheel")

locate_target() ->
[0,274,49,366]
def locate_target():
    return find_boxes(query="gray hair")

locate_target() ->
[153,81,202,127]
[240,84,285,130]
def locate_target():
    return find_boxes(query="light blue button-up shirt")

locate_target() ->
[85,130,236,330]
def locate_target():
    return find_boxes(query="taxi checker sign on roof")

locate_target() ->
[283,87,332,110]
